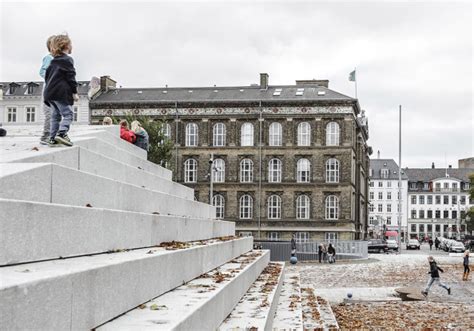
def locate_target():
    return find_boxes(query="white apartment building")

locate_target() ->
[405,166,473,239]
[368,159,409,241]
[0,81,91,126]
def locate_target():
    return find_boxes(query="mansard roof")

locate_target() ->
[370,159,409,180]
[0,81,90,96]
[404,168,474,182]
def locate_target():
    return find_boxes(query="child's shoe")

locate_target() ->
[55,133,73,147]
[39,136,49,145]
[48,138,62,147]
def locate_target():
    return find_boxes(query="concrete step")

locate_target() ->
[73,128,147,160]
[74,136,171,180]
[1,145,193,200]
[0,135,172,181]
[0,237,253,330]
[219,262,284,331]
[272,272,304,331]
[0,163,214,219]
[0,198,234,266]
[301,287,339,330]
[98,250,270,331]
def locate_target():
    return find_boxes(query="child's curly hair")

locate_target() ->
[51,34,72,57]
[46,35,56,52]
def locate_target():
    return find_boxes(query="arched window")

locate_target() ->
[184,158,197,183]
[213,194,225,219]
[241,123,254,146]
[240,158,253,183]
[325,195,339,220]
[326,158,340,183]
[240,195,253,219]
[212,158,225,183]
[267,195,281,219]
[268,158,282,183]
[163,123,172,140]
[297,122,311,146]
[297,158,311,183]
[213,123,226,146]
[269,122,282,146]
[186,123,199,146]
[326,122,340,146]
[296,195,310,219]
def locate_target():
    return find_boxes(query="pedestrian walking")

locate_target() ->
[429,238,433,251]
[422,256,451,296]
[435,237,440,250]
[328,243,336,263]
[43,34,78,147]
[131,120,149,151]
[322,243,328,263]
[463,250,470,281]
[290,235,297,257]
[318,243,323,263]
[39,35,55,145]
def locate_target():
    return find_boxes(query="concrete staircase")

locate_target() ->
[0,125,296,330]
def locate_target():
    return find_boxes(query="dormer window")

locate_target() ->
[27,84,35,94]
[380,169,389,179]
[8,83,19,95]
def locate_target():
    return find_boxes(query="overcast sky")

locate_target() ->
[1,1,472,168]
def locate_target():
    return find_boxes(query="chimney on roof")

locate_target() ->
[260,73,269,90]
[295,79,329,88]
[377,150,380,159]
[100,76,117,92]
[431,162,435,169]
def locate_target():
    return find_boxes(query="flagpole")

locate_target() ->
[398,105,402,253]
[354,67,358,99]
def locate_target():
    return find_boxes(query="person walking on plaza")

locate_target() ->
[422,256,451,296]
[318,243,323,263]
[131,120,149,151]
[435,237,440,250]
[463,250,470,281]
[322,243,328,263]
[39,35,55,145]
[327,243,336,263]
[428,238,433,251]
[44,34,78,147]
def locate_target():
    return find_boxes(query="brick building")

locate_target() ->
[90,74,371,241]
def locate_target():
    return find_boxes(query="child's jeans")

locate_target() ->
[424,277,449,293]
[50,101,73,139]
[41,103,52,140]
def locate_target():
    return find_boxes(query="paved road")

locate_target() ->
[400,242,449,256]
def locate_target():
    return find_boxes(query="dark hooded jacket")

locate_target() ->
[429,260,443,278]
[44,54,78,106]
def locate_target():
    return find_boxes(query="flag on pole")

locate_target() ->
[348,69,356,82]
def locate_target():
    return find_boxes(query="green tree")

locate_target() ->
[467,173,474,232]
[112,115,173,169]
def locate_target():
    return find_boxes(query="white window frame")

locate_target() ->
[268,232,280,241]
[378,192,383,200]
[326,122,340,146]
[326,158,340,183]
[325,232,338,241]
[295,232,309,243]
[325,195,339,220]
[267,195,282,219]
[7,107,17,122]
[213,194,225,219]
[25,106,36,122]
[185,123,199,147]
[213,123,226,147]
[212,158,225,183]
[184,158,197,183]
[240,158,253,183]
[297,158,311,183]
[241,122,254,146]
[296,195,310,219]
[297,122,311,146]
[163,123,172,140]
[369,192,374,200]
[239,231,252,237]
[268,158,282,183]
[269,122,282,146]
[239,195,253,219]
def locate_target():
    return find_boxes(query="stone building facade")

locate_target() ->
[90,74,371,241]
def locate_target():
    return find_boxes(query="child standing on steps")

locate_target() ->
[43,34,78,147]
[39,35,55,145]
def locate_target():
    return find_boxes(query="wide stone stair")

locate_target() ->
[0,125,307,330]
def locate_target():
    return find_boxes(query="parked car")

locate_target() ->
[386,239,399,251]
[368,239,388,253]
[406,239,420,250]
[448,241,465,253]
